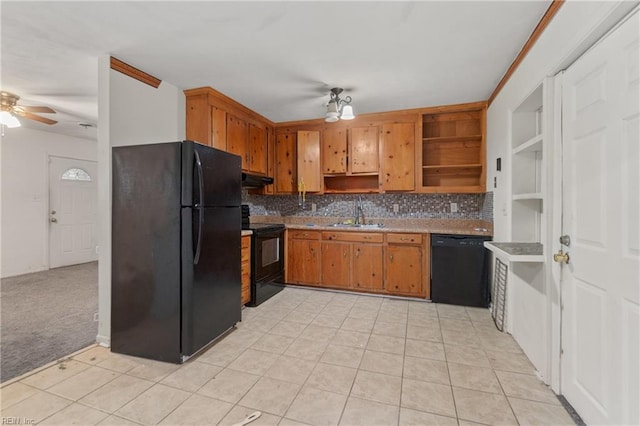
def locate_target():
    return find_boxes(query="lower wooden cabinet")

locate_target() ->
[385,233,430,298]
[352,243,384,290]
[320,242,351,288]
[385,245,422,295]
[241,235,251,305]
[285,229,428,298]
[287,230,321,284]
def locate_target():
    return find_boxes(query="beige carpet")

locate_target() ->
[1,262,98,382]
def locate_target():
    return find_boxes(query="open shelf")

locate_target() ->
[419,106,486,192]
[513,134,543,155]
[513,192,543,201]
[422,164,482,171]
[324,174,379,193]
[422,135,482,143]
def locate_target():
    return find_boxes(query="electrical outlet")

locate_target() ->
[95,246,99,254]
[450,202,458,213]
[93,312,99,322]
[311,203,317,213]
[392,203,399,213]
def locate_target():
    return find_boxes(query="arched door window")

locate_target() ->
[61,168,92,182]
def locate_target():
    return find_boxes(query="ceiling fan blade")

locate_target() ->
[18,105,56,114]
[18,111,58,125]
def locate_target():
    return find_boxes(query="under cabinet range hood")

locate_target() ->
[242,173,274,187]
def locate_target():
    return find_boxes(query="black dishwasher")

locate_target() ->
[431,234,491,307]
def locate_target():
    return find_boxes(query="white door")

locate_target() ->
[560,11,639,425]
[49,156,98,268]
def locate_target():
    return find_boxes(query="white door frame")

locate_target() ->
[47,154,98,268]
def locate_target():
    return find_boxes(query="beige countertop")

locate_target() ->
[241,230,253,237]
[250,216,492,237]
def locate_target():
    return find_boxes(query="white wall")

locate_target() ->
[486,0,637,389]
[96,55,185,345]
[487,0,636,240]
[1,127,97,278]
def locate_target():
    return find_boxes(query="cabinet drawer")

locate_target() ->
[289,229,321,240]
[322,232,384,243]
[387,233,423,244]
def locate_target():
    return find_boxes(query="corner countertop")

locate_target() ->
[249,216,493,237]
[241,230,253,237]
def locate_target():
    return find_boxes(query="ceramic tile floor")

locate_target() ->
[0,287,576,425]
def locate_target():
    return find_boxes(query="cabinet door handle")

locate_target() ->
[303,233,308,237]
[390,254,394,262]
[355,249,360,258]
[364,236,371,240]
[343,250,348,258]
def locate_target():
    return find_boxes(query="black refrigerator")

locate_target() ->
[111,141,241,363]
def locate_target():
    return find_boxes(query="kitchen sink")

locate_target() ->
[331,223,384,229]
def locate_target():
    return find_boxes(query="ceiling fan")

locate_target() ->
[1,91,57,126]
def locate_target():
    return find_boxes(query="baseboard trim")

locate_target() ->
[96,334,111,347]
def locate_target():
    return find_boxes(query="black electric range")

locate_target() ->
[241,207,285,306]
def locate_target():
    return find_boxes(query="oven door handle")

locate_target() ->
[193,150,204,265]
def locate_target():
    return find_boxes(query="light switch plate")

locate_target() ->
[450,202,458,213]
[392,203,399,213]
[311,203,317,213]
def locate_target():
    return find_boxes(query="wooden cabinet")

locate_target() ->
[275,133,296,193]
[286,229,429,298]
[381,122,415,191]
[352,243,384,290]
[287,230,320,284]
[385,233,429,297]
[322,127,347,174]
[227,114,249,168]
[297,130,322,192]
[184,87,273,176]
[320,242,351,288]
[241,235,251,305]
[349,126,379,174]
[419,103,486,193]
[249,123,268,175]
[321,232,384,291]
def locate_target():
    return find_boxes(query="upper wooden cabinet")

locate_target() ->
[297,130,322,192]
[227,114,249,168]
[184,87,273,176]
[381,122,415,191]
[249,123,268,175]
[275,133,296,194]
[418,103,486,193]
[322,127,347,174]
[349,126,379,174]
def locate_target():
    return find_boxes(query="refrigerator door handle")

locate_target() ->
[194,150,204,207]
[193,150,204,264]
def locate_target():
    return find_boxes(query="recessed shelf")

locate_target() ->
[423,163,482,171]
[512,192,543,201]
[513,134,543,154]
[422,135,482,143]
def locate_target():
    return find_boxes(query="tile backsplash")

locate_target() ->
[243,190,494,222]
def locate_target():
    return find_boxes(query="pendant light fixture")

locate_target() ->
[325,88,355,122]
[0,110,21,128]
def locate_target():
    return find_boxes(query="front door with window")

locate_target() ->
[49,156,98,268]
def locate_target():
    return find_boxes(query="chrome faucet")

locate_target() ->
[354,196,365,225]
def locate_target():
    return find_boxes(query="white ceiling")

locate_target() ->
[1,1,551,140]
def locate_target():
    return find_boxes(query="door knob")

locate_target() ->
[51,210,56,215]
[50,218,58,223]
[553,250,569,264]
